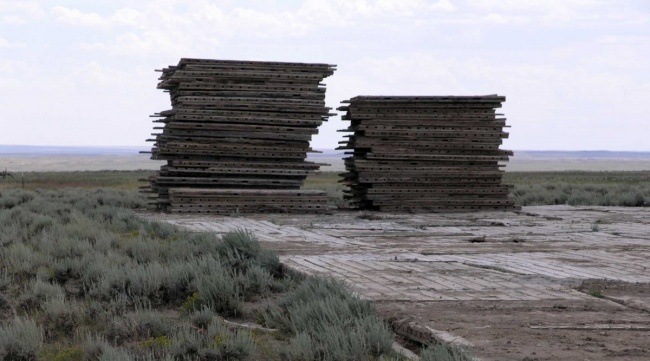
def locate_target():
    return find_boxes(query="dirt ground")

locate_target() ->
[148,206,650,361]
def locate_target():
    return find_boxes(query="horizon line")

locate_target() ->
[3,144,650,153]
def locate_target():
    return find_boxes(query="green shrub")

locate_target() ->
[0,317,43,360]
[194,266,242,316]
[106,309,173,344]
[188,307,216,329]
[18,279,65,310]
[0,188,410,360]
[0,269,13,291]
[168,323,203,359]
[421,343,473,361]
[284,332,315,360]
[206,319,255,360]
[2,242,50,278]
[83,332,147,361]
[52,346,83,361]
[241,264,274,300]
[266,277,394,361]
[42,296,79,339]
[216,229,281,275]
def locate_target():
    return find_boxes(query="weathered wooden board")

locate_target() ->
[144,58,336,213]
[339,95,517,212]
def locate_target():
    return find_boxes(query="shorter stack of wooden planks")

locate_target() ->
[337,95,519,212]
[142,58,336,214]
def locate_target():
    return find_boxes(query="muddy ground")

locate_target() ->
[149,206,650,360]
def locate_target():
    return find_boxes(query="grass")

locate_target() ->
[588,288,605,298]
[303,172,349,209]
[303,170,650,208]
[2,188,467,360]
[421,344,473,361]
[3,170,650,208]
[504,171,650,206]
[0,170,154,191]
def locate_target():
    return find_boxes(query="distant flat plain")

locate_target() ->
[2,147,650,172]
[1,154,164,172]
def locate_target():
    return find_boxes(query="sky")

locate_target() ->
[0,0,648,151]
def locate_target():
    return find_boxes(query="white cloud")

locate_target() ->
[111,7,145,28]
[0,0,44,24]
[1,0,648,149]
[318,49,649,150]
[0,35,25,48]
[470,0,600,12]
[0,1,44,15]
[51,6,109,28]
[374,0,456,15]
[482,13,530,25]
[2,15,26,24]
[50,0,463,57]
[50,5,145,30]
[467,0,624,24]
[73,62,138,88]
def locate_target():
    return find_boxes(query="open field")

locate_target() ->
[504,171,650,206]
[4,152,650,173]
[0,154,164,172]
[4,170,649,208]
[0,170,155,191]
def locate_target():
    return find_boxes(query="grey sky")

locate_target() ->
[0,0,648,150]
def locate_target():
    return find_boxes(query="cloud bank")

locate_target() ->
[0,0,648,150]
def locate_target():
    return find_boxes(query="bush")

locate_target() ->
[0,317,43,361]
[188,307,216,329]
[266,277,394,361]
[106,309,173,344]
[42,296,79,339]
[18,279,66,310]
[421,343,473,361]
[0,188,408,360]
[204,319,255,360]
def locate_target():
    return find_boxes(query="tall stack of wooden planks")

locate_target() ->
[143,58,336,214]
[337,95,518,212]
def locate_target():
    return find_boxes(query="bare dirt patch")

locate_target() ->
[378,298,650,361]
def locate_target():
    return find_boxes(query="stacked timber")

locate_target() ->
[337,95,518,212]
[143,58,336,214]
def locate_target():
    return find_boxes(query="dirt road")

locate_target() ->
[149,206,650,360]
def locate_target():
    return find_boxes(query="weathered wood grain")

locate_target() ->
[145,58,336,213]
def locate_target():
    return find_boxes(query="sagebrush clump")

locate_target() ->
[0,188,424,360]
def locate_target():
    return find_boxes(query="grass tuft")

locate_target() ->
[421,343,473,361]
[0,317,43,360]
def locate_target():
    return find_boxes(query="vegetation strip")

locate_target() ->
[0,188,470,360]
[2,170,649,208]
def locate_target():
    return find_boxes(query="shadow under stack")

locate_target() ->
[144,58,336,214]
[337,95,518,212]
